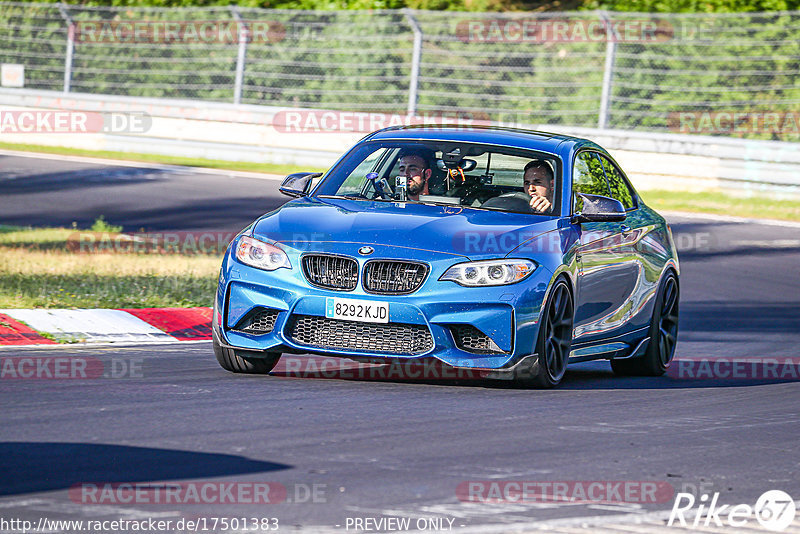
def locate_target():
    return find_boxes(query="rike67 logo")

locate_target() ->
[669,490,796,531]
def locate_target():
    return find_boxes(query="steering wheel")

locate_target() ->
[481,192,536,213]
[367,173,393,200]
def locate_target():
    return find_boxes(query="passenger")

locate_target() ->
[523,160,554,213]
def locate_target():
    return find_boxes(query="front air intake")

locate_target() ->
[363,260,428,295]
[301,254,358,291]
[288,315,433,355]
[233,308,280,335]
[450,324,504,354]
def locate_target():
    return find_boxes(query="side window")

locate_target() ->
[572,152,609,212]
[598,154,636,210]
[338,147,390,195]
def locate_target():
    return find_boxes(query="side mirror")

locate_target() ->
[279,172,323,198]
[571,193,626,223]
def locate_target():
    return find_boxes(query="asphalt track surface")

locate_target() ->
[0,153,286,232]
[1,154,799,532]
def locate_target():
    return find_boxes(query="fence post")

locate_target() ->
[57,3,74,93]
[230,6,248,105]
[403,9,422,117]
[597,11,617,129]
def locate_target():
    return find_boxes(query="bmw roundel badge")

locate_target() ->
[358,246,374,255]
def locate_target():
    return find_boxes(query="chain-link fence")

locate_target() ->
[1,2,799,140]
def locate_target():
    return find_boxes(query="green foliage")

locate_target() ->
[604,13,800,141]
[90,215,123,233]
[585,0,800,13]
[599,156,634,209]
[573,152,609,210]
[2,4,797,142]
[0,225,221,308]
[641,189,800,220]
[25,0,541,11]
[0,272,216,308]
[14,0,800,11]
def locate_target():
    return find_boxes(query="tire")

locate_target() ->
[517,278,574,388]
[611,271,679,377]
[213,330,281,374]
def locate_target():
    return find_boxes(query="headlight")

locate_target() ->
[235,236,291,271]
[440,259,536,286]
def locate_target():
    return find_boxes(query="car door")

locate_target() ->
[595,152,656,334]
[571,151,639,343]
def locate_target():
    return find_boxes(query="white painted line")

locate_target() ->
[0,498,49,508]
[435,509,674,533]
[0,309,177,343]
[445,500,800,533]
[662,210,800,229]
[0,339,210,351]
[0,148,285,181]
[0,496,180,521]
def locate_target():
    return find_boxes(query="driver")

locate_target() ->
[523,160,554,213]
[396,148,435,201]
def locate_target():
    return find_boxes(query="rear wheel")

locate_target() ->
[611,271,679,376]
[213,330,281,374]
[518,278,574,388]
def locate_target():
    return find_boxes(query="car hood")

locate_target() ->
[251,197,558,260]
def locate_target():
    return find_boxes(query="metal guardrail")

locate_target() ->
[1,3,799,141]
[1,88,799,194]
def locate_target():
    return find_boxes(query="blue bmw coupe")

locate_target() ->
[213,126,679,387]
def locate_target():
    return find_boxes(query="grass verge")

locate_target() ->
[0,224,219,308]
[640,189,800,222]
[0,141,325,176]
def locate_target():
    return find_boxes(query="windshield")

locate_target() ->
[313,141,561,216]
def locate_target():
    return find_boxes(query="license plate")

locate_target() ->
[325,297,389,323]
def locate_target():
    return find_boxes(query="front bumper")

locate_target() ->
[214,242,553,370]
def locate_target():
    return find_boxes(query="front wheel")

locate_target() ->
[213,330,281,374]
[611,271,679,376]
[518,278,574,388]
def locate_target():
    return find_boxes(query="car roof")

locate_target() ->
[364,125,598,156]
